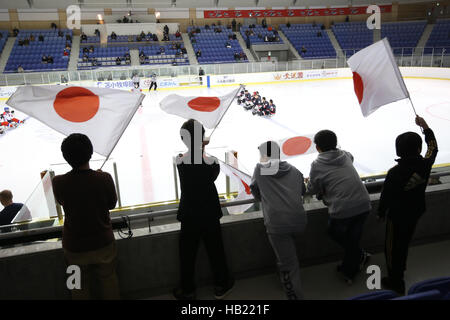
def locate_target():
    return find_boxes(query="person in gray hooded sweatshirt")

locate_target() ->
[306,130,371,284]
[250,141,307,300]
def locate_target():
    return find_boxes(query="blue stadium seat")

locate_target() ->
[348,290,399,300]
[392,289,441,300]
[408,277,450,300]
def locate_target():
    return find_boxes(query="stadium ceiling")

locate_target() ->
[0,0,442,9]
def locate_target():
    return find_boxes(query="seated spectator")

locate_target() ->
[287,22,291,28]
[267,26,273,32]
[116,57,121,65]
[128,35,133,42]
[91,58,98,66]
[176,42,181,50]
[83,47,89,54]
[205,24,210,30]
[66,34,72,41]
[139,55,146,64]
[264,35,269,42]
[181,47,187,54]
[81,33,87,41]
[228,34,233,40]
[47,56,54,64]
[51,22,57,30]
[147,31,153,38]
[196,49,201,58]
[82,53,89,62]
[94,29,100,37]
[17,65,24,73]
[136,35,142,42]
[175,30,181,38]
[30,34,35,41]
[139,50,145,58]
[18,39,24,46]
[13,28,19,37]
[89,46,94,53]
[111,32,117,40]
[140,31,146,38]
[317,31,322,37]
[232,34,237,40]
[159,47,165,54]
[195,27,201,33]
[273,29,279,36]
[152,34,158,41]
[23,38,30,46]
[123,15,129,23]
[58,30,63,37]
[225,41,231,49]
[52,134,120,300]
[301,46,307,55]
[63,49,69,57]
[65,42,71,50]
[42,55,48,64]
[0,190,24,226]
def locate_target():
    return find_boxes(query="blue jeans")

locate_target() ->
[328,211,369,278]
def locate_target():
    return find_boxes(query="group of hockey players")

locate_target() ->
[237,89,276,116]
[0,107,24,134]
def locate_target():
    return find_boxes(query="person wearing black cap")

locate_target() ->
[378,116,438,295]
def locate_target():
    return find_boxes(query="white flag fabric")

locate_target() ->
[6,85,145,156]
[278,135,317,159]
[160,86,241,129]
[347,38,409,117]
[218,160,253,215]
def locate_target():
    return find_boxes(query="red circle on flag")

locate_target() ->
[352,72,364,104]
[188,97,221,112]
[282,136,312,156]
[53,87,100,122]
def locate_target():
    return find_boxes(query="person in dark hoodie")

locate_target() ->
[173,119,234,300]
[306,130,371,284]
[250,141,307,300]
[378,116,438,295]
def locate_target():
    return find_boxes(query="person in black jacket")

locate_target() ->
[173,119,234,300]
[378,116,438,295]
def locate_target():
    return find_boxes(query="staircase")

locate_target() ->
[326,29,345,58]
[415,24,434,54]
[0,37,16,73]
[235,32,256,62]
[68,35,80,71]
[278,30,302,59]
[181,33,198,65]
[130,49,140,66]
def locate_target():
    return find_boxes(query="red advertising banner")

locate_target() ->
[204,5,392,19]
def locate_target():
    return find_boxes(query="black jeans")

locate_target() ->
[385,216,419,284]
[179,219,231,293]
[149,81,157,91]
[328,211,369,278]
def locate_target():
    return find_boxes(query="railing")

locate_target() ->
[1,46,449,87]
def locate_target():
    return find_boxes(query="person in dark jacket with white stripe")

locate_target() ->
[378,116,438,295]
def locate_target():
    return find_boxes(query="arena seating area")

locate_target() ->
[381,21,427,55]
[280,23,336,59]
[332,22,373,57]
[78,46,130,70]
[0,30,9,55]
[188,26,248,64]
[425,20,450,55]
[5,29,72,73]
[138,44,189,66]
[240,25,283,45]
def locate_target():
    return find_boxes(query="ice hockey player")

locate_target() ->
[132,73,140,90]
[268,99,276,116]
[149,73,157,91]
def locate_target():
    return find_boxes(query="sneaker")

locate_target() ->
[359,251,372,271]
[381,277,405,296]
[214,280,235,300]
[173,287,196,300]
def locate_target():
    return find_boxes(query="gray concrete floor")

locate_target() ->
[148,239,450,300]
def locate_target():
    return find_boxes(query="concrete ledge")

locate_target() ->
[1,184,450,299]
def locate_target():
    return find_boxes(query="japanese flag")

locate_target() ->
[6,85,145,157]
[218,160,253,215]
[347,38,409,117]
[278,135,317,159]
[159,86,241,129]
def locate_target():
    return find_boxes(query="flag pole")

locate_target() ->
[207,84,244,140]
[100,94,145,170]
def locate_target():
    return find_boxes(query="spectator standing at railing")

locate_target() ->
[175,30,181,38]
[262,18,267,28]
[173,119,234,300]
[52,133,120,300]
[51,22,57,30]
[286,21,291,28]
[0,190,24,226]
[306,130,371,285]
[250,141,307,300]
[94,29,100,37]
[377,116,438,295]
[246,35,251,49]
[232,19,236,32]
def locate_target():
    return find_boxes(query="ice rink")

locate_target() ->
[1,76,449,207]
